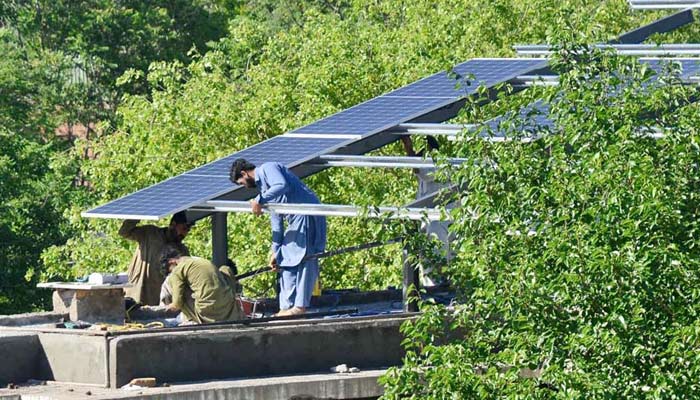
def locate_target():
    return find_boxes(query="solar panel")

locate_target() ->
[482,100,552,136]
[83,58,550,220]
[286,97,450,135]
[82,136,350,219]
[291,58,547,136]
[641,58,700,80]
[478,58,700,138]
[385,58,548,98]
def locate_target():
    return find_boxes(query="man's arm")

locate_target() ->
[256,163,289,205]
[168,267,187,311]
[118,220,144,241]
[400,137,420,175]
[400,136,416,156]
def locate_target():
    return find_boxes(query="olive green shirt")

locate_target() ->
[119,220,189,305]
[169,256,242,324]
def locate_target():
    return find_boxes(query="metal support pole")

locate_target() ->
[211,212,228,267]
[402,240,420,313]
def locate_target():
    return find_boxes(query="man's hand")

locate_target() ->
[269,254,280,272]
[250,199,263,216]
[167,304,180,313]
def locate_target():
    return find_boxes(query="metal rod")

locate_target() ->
[515,43,700,56]
[211,212,228,267]
[510,75,560,87]
[190,200,446,221]
[311,154,468,169]
[236,237,403,280]
[388,122,476,136]
[628,0,700,9]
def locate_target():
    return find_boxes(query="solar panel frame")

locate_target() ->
[82,136,352,219]
[290,58,548,136]
[83,58,552,220]
[477,58,700,137]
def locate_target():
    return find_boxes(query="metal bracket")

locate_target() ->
[189,200,447,221]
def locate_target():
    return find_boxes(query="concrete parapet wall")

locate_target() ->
[37,332,108,386]
[109,316,410,388]
[0,332,40,385]
[0,312,66,327]
[0,314,412,389]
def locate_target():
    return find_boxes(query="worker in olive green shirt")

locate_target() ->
[119,211,191,305]
[160,245,242,324]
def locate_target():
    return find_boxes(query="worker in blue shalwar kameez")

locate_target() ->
[229,159,327,316]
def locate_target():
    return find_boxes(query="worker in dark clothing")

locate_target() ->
[119,211,192,305]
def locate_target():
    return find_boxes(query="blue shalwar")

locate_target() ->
[254,162,327,309]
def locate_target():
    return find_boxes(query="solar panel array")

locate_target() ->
[479,58,700,137]
[290,59,547,136]
[83,136,350,219]
[84,59,547,219]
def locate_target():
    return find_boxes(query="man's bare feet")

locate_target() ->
[274,306,306,317]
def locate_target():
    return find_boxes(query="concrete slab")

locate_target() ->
[0,311,66,327]
[109,316,408,388]
[52,288,125,324]
[0,369,386,400]
[0,332,41,385]
[37,332,108,386]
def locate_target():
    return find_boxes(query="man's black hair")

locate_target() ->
[159,244,184,276]
[170,211,189,225]
[225,258,238,276]
[426,136,440,151]
[229,158,256,184]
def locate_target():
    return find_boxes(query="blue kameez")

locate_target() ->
[254,162,327,309]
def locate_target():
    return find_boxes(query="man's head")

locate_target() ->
[169,211,192,241]
[159,244,185,276]
[229,158,257,188]
[426,136,440,151]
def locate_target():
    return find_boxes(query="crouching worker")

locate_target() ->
[159,245,243,324]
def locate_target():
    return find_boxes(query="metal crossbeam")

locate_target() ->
[515,44,700,56]
[312,155,467,169]
[190,200,446,221]
[388,122,540,142]
[388,123,474,137]
[510,75,560,86]
[628,0,700,9]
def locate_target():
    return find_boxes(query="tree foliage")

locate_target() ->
[380,43,700,397]
[41,0,666,298]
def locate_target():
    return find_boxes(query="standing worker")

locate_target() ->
[119,211,192,305]
[160,245,242,324]
[229,159,326,316]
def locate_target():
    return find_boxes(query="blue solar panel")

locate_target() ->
[291,58,548,136]
[189,136,349,177]
[641,58,700,80]
[84,58,551,219]
[479,59,699,138]
[83,136,350,219]
[482,100,552,136]
[83,174,233,219]
[385,58,547,98]
[289,97,450,135]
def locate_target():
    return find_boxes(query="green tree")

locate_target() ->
[0,129,81,313]
[46,0,672,298]
[381,44,700,397]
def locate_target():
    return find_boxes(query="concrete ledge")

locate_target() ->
[0,312,66,327]
[0,370,386,400]
[110,316,408,387]
[37,332,108,386]
[0,332,41,385]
